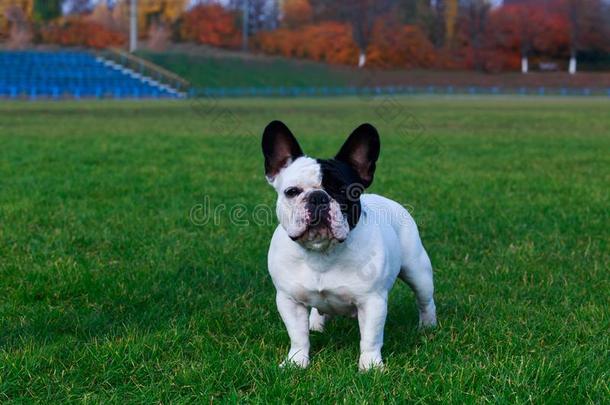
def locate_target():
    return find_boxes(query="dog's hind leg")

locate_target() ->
[308,307,326,332]
[397,223,437,328]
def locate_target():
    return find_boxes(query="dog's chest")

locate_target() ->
[288,268,361,316]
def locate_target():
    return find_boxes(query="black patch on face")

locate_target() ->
[317,158,364,229]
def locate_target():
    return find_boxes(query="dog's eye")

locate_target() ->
[284,187,302,198]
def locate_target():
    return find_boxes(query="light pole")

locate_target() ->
[130,0,138,53]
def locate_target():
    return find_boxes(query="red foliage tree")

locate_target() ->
[561,0,610,71]
[255,17,439,69]
[180,4,242,49]
[487,3,570,71]
[254,22,359,65]
[322,0,393,67]
[40,19,126,49]
[367,18,436,69]
[282,0,313,28]
[458,0,492,71]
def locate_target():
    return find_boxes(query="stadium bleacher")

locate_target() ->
[0,50,182,99]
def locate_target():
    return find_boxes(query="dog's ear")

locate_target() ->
[262,120,304,183]
[335,123,380,188]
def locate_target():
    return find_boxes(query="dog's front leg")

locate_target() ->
[357,294,388,371]
[276,292,310,368]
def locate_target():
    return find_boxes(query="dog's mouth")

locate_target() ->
[285,200,350,247]
[290,222,347,244]
[302,224,333,241]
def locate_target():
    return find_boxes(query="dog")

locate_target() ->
[262,120,436,371]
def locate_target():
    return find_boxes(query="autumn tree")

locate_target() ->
[367,15,436,68]
[282,0,312,28]
[384,0,439,48]
[489,3,569,72]
[89,0,116,29]
[317,0,392,67]
[563,0,609,73]
[460,0,491,71]
[431,0,445,47]
[391,0,429,24]
[4,4,32,47]
[181,3,241,49]
[40,19,126,48]
[254,21,358,64]
[445,0,458,45]
[0,0,33,35]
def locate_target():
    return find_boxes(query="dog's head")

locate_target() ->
[262,120,380,251]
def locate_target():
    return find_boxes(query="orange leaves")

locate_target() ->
[489,3,570,56]
[254,20,436,69]
[22,0,605,72]
[367,22,436,69]
[282,0,313,29]
[480,3,571,71]
[40,19,125,49]
[181,4,241,49]
[254,22,359,65]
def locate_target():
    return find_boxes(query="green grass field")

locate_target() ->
[0,97,608,403]
[138,50,610,90]
[140,51,353,87]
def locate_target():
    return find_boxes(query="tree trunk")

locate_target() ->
[569,53,577,75]
[358,51,366,68]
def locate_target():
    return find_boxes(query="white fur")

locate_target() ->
[268,177,437,371]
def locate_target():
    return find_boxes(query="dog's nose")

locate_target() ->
[307,190,330,226]
[308,190,330,206]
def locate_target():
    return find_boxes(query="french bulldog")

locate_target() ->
[262,120,436,371]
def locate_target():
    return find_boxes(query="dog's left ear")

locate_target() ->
[262,120,304,183]
[335,123,380,188]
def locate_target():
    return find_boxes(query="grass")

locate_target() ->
[0,96,608,403]
[139,51,353,88]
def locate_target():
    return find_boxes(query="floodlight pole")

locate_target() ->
[130,0,138,53]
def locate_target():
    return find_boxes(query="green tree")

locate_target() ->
[33,0,62,22]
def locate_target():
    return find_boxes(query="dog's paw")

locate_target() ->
[309,322,324,333]
[308,309,326,332]
[358,352,384,372]
[280,352,310,369]
[418,317,437,329]
[418,302,437,329]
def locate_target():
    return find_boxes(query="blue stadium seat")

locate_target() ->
[0,50,179,99]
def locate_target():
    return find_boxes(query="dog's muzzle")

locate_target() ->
[306,190,331,227]
[289,190,345,245]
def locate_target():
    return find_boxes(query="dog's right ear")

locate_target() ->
[262,120,303,183]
